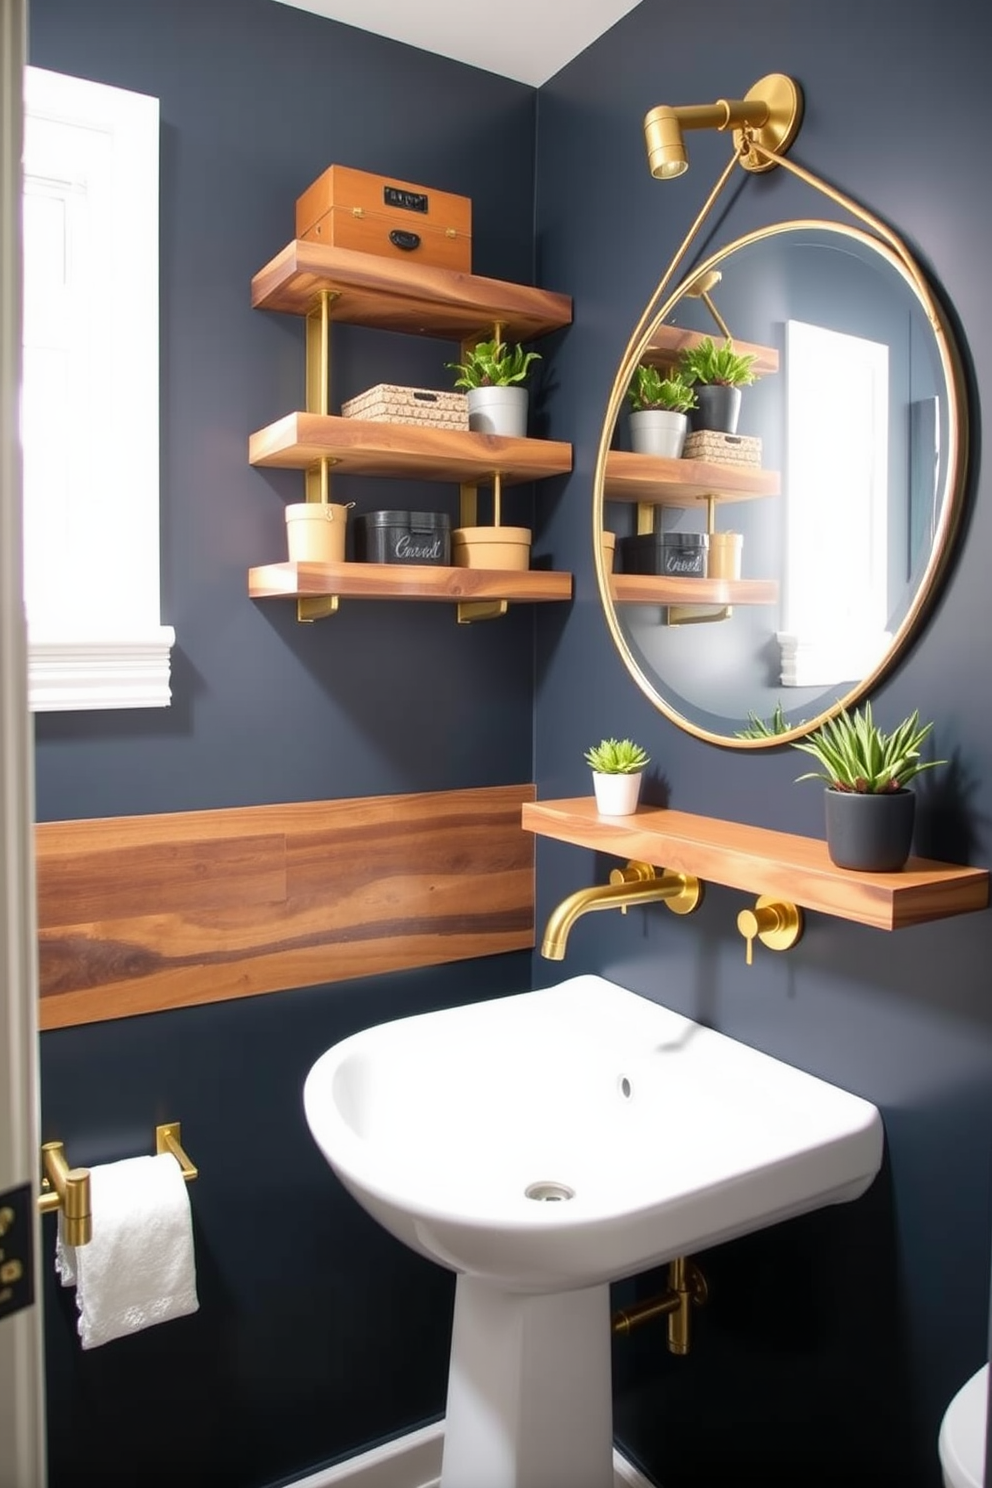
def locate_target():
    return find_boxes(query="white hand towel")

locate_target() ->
[56,1152,198,1349]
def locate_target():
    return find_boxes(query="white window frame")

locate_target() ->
[21,66,173,710]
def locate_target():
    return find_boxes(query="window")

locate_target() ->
[22,66,173,710]
[777,319,891,688]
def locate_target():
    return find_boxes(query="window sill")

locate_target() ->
[28,628,175,712]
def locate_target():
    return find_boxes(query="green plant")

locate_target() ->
[678,336,759,388]
[584,737,650,775]
[736,702,791,740]
[626,364,697,414]
[446,338,542,390]
[792,702,945,793]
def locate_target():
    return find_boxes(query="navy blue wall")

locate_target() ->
[535,1,992,1483]
[28,2,541,1484]
[27,0,992,1484]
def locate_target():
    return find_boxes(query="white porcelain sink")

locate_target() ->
[304,975,883,1488]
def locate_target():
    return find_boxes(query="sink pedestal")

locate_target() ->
[440,1276,614,1488]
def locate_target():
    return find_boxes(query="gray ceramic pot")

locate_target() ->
[823,787,916,872]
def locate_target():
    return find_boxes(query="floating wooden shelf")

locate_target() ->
[604,450,779,506]
[522,798,989,932]
[251,239,573,341]
[249,561,573,606]
[643,325,779,377]
[609,574,778,606]
[249,413,573,484]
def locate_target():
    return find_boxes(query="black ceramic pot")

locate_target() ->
[823,787,916,872]
[689,384,742,434]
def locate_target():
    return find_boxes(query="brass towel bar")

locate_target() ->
[38,1122,198,1247]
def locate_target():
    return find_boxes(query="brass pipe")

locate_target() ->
[540,861,702,960]
[612,1257,708,1355]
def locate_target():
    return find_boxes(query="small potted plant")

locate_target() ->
[584,736,650,816]
[625,365,698,458]
[792,702,945,871]
[678,336,759,434]
[446,338,542,437]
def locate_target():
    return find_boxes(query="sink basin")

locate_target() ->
[304,973,882,1292]
[304,975,883,1488]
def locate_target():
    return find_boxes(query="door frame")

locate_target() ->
[0,0,47,1480]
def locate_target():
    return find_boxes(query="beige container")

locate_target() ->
[601,531,616,573]
[452,526,531,571]
[285,503,349,564]
[707,530,743,580]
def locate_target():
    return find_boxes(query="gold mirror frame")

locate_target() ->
[593,143,969,748]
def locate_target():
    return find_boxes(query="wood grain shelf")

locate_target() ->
[522,797,989,932]
[251,239,573,341]
[609,574,779,606]
[249,413,573,484]
[604,450,779,506]
[249,561,573,605]
[643,325,779,377]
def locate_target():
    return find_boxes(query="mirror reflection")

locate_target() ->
[596,221,965,746]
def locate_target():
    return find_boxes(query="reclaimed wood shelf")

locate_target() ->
[249,560,573,606]
[604,450,779,506]
[521,797,989,932]
[643,325,779,377]
[249,413,573,484]
[610,574,778,606]
[252,239,573,341]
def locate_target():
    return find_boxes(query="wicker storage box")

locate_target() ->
[682,430,763,468]
[295,165,472,272]
[341,384,469,431]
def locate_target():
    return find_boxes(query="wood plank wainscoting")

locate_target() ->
[35,784,535,1030]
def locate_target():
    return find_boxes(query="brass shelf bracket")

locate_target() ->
[38,1122,198,1248]
[457,599,509,624]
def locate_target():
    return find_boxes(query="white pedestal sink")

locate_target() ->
[304,975,883,1488]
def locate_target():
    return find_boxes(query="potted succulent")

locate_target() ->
[584,736,650,816]
[792,702,945,871]
[625,365,698,458]
[446,338,542,437]
[678,336,759,435]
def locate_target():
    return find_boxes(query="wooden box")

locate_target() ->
[295,164,472,272]
[341,384,469,430]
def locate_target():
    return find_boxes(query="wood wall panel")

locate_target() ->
[36,785,536,1029]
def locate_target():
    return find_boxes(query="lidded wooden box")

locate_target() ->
[295,164,472,272]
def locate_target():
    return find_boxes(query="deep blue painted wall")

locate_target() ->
[28,2,542,1484]
[535,1,992,1483]
[26,0,992,1484]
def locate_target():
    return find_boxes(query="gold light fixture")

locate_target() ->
[643,74,803,179]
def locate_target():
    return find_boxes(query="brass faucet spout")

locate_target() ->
[540,861,702,960]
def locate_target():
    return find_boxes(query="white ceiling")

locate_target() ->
[271,0,643,87]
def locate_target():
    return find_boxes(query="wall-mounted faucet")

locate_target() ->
[736,896,803,965]
[541,860,703,960]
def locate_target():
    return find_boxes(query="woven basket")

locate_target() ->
[682,429,762,468]
[341,384,469,431]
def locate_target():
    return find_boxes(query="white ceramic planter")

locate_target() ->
[629,408,688,458]
[592,771,642,816]
[467,385,529,437]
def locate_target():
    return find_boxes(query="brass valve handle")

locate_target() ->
[736,896,803,966]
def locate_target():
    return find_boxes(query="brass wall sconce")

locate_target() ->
[643,74,803,179]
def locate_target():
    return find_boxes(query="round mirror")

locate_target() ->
[594,219,967,746]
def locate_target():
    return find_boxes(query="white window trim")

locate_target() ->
[21,66,174,711]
